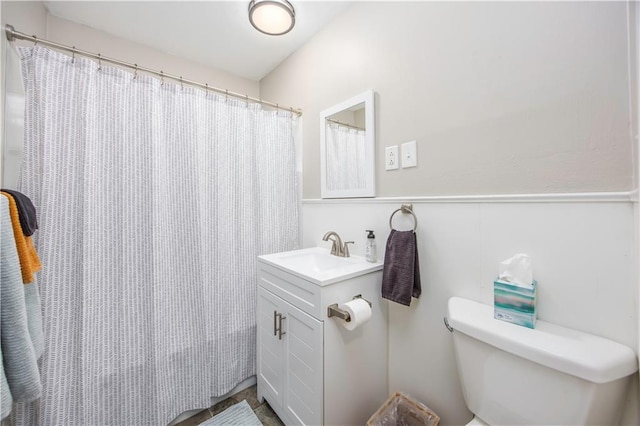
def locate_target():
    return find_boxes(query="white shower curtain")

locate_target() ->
[325,123,366,191]
[14,46,299,425]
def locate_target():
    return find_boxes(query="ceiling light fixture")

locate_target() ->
[248,0,295,36]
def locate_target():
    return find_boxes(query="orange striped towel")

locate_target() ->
[0,192,42,284]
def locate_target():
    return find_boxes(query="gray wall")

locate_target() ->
[260,1,633,199]
[262,2,639,424]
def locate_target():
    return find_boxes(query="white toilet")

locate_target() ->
[447,297,638,425]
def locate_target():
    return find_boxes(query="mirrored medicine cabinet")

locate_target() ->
[320,90,375,198]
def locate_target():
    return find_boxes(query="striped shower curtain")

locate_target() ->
[14,46,299,425]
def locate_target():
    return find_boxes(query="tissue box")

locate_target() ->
[494,279,537,328]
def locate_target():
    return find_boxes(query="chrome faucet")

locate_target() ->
[322,231,354,257]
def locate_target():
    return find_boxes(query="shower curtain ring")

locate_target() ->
[180,76,183,90]
[225,89,229,101]
[133,64,138,80]
[97,53,102,71]
[245,94,249,107]
[160,71,164,86]
[33,35,38,46]
[71,47,75,64]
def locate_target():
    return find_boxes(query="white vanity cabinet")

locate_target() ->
[257,287,323,425]
[257,247,388,426]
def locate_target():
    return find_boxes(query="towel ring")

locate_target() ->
[389,203,417,231]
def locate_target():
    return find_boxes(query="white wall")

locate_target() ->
[303,197,638,424]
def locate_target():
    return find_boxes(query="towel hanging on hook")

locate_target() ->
[383,203,421,306]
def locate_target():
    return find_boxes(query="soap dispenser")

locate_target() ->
[365,230,377,263]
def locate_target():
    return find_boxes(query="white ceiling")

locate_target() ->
[43,1,352,81]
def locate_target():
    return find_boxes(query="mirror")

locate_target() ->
[320,90,375,198]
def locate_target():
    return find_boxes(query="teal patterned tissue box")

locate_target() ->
[494,279,537,328]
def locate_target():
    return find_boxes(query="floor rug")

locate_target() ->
[199,400,262,426]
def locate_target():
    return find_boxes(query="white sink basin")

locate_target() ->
[258,247,383,285]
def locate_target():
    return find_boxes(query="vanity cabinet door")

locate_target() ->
[257,286,323,426]
[257,287,286,410]
[283,302,323,426]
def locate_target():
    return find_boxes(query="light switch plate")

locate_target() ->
[385,145,399,170]
[401,140,417,168]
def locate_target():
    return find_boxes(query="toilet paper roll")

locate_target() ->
[338,298,372,331]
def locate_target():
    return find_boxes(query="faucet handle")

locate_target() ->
[343,241,354,257]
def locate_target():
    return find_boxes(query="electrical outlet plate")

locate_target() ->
[385,145,399,170]
[401,140,417,168]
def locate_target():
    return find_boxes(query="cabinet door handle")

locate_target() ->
[273,310,278,336]
[278,314,286,340]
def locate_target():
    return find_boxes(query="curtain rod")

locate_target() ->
[326,118,364,131]
[4,24,303,116]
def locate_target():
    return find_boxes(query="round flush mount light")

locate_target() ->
[248,0,295,36]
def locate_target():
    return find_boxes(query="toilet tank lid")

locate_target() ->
[447,297,638,384]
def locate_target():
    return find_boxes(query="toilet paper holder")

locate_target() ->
[327,294,372,322]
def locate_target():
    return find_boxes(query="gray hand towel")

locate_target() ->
[381,230,421,306]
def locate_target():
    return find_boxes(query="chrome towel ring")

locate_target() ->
[389,203,417,231]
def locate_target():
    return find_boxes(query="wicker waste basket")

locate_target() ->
[367,392,440,426]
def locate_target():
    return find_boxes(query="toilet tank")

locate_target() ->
[447,297,638,426]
